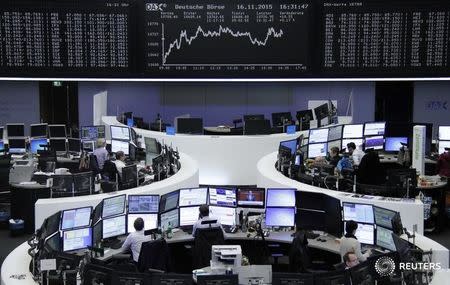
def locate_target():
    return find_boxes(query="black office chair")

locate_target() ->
[288,230,311,273]
[73,171,92,196]
[50,175,74,198]
[101,160,119,192]
[89,154,101,176]
[138,239,172,273]
[193,225,225,269]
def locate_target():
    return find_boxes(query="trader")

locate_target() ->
[121,217,152,262]
[340,220,371,262]
[93,139,109,170]
[192,204,223,236]
[113,151,126,177]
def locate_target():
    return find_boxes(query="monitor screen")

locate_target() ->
[385,137,408,152]
[111,139,129,155]
[8,138,26,154]
[265,207,295,227]
[373,206,397,229]
[111,126,130,141]
[127,118,134,127]
[280,139,297,155]
[376,226,396,251]
[102,194,126,218]
[68,138,81,153]
[49,139,67,152]
[45,232,61,252]
[342,203,374,224]
[30,138,48,154]
[314,103,329,121]
[127,214,158,233]
[0,141,4,151]
[208,187,236,207]
[342,139,363,152]
[48,125,66,138]
[81,125,106,140]
[6,124,24,137]
[209,206,236,226]
[328,125,343,141]
[63,227,92,252]
[342,124,363,139]
[308,128,329,144]
[30,124,48,137]
[179,188,208,207]
[438,126,450,141]
[237,188,265,208]
[327,140,341,152]
[82,141,95,153]
[160,191,179,213]
[343,222,374,245]
[438,140,450,154]
[307,143,327,158]
[266,188,296,207]
[61,207,92,230]
[128,195,159,214]
[102,215,126,239]
[160,208,179,230]
[179,206,200,227]
[364,122,386,136]
[364,136,384,150]
[144,137,160,154]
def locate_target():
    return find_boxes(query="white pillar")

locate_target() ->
[412,125,426,175]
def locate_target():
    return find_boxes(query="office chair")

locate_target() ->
[89,154,101,176]
[101,160,119,192]
[288,230,311,273]
[138,239,172,273]
[50,175,74,198]
[73,171,92,196]
[193,225,225,268]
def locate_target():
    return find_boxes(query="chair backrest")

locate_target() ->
[89,154,100,175]
[51,175,73,192]
[103,160,119,183]
[138,239,171,273]
[288,230,311,273]
[193,227,225,268]
[73,171,92,194]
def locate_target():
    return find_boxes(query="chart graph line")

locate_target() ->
[162,24,284,64]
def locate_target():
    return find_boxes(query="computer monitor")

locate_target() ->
[209,206,236,226]
[342,124,364,139]
[82,141,95,153]
[438,140,450,154]
[8,138,26,154]
[81,125,106,140]
[68,138,81,153]
[44,232,61,252]
[392,233,413,262]
[364,122,386,136]
[295,191,324,210]
[111,125,130,141]
[266,188,296,207]
[41,211,62,240]
[265,207,295,227]
[6,124,24,137]
[364,136,384,151]
[144,137,161,154]
[342,138,363,151]
[111,139,129,155]
[128,195,159,214]
[314,103,329,121]
[342,202,374,224]
[385,137,408,152]
[296,209,326,231]
[73,172,92,194]
[102,214,127,239]
[102,194,126,218]
[127,213,158,233]
[324,195,344,237]
[179,187,208,207]
[328,125,343,141]
[177,118,203,134]
[296,110,313,124]
[208,187,236,207]
[30,124,48,138]
[327,140,341,152]
[30,138,48,154]
[279,139,298,155]
[61,206,92,230]
[438,126,450,141]
[343,222,374,245]
[0,141,4,152]
[308,128,329,144]
[160,191,179,213]
[244,119,271,135]
[127,118,134,127]
[272,272,313,285]
[62,227,92,252]
[160,208,179,230]
[271,112,292,127]
[237,188,265,208]
[376,226,396,251]
[49,139,67,153]
[373,206,397,229]
[48,125,67,138]
[391,212,403,235]
[307,143,327,158]
[179,206,200,227]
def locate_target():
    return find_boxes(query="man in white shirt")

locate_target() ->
[113,151,126,178]
[347,142,365,166]
[93,139,109,170]
[192,204,224,236]
[121,217,152,262]
[340,220,371,262]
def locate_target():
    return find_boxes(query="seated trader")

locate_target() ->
[328,146,341,168]
[356,150,385,185]
[93,139,109,170]
[121,217,152,262]
[343,251,359,269]
[347,142,365,166]
[340,220,371,262]
[113,151,126,178]
[192,204,223,236]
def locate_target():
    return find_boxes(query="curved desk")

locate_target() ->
[34,152,199,231]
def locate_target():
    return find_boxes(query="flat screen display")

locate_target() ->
[102,215,126,239]
[376,226,396,251]
[8,138,26,154]
[237,188,265,208]
[6,124,24,137]
[385,137,408,152]
[307,143,327,158]
[309,128,329,143]
[127,213,158,233]
[30,124,48,137]
[265,207,295,227]
[111,139,129,155]
[68,138,81,153]
[364,122,386,136]
[439,140,450,154]
[111,126,130,141]
[160,208,179,230]
[438,126,450,141]
[208,187,236,207]
[102,194,126,218]
[128,195,159,213]
[342,139,363,151]
[342,202,374,224]
[266,188,296,207]
[30,138,48,154]
[160,191,179,213]
[179,206,200,227]
[280,139,298,155]
[350,223,374,245]
[364,136,384,150]
[179,188,208,207]
[373,206,397,229]
[48,125,66,138]
[328,125,343,141]
[343,124,363,139]
[209,206,236,226]
[63,227,92,252]
[49,139,67,152]
[81,125,106,140]
[61,207,92,230]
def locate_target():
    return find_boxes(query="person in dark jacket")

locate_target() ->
[437,150,450,177]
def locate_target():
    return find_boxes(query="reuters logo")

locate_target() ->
[374,256,396,276]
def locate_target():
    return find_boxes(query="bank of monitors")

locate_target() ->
[8,138,26,154]
[279,139,298,155]
[364,136,384,151]
[179,206,200,227]
[376,226,396,251]
[81,125,106,140]
[266,188,296,207]
[342,203,374,224]
[209,206,236,226]
[160,208,179,230]
[49,139,67,154]
[208,187,236,207]
[307,143,327,159]
[127,214,158,233]
[68,138,81,153]
[6,123,24,137]
[102,215,126,239]
[179,187,208,207]
[62,227,92,252]
[342,124,363,139]
[364,122,386,136]
[111,139,129,155]
[128,195,159,214]
[308,128,329,144]
[373,206,397,229]
[30,123,48,138]
[237,188,265,208]
[30,138,48,154]
[265,207,295,227]
[328,125,343,141]
[111,125,130,141]
[385,137,408,152]
[160,191,179,213]
[48,125,67,138]
[61,207,92,230]
[102,194,126,218]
